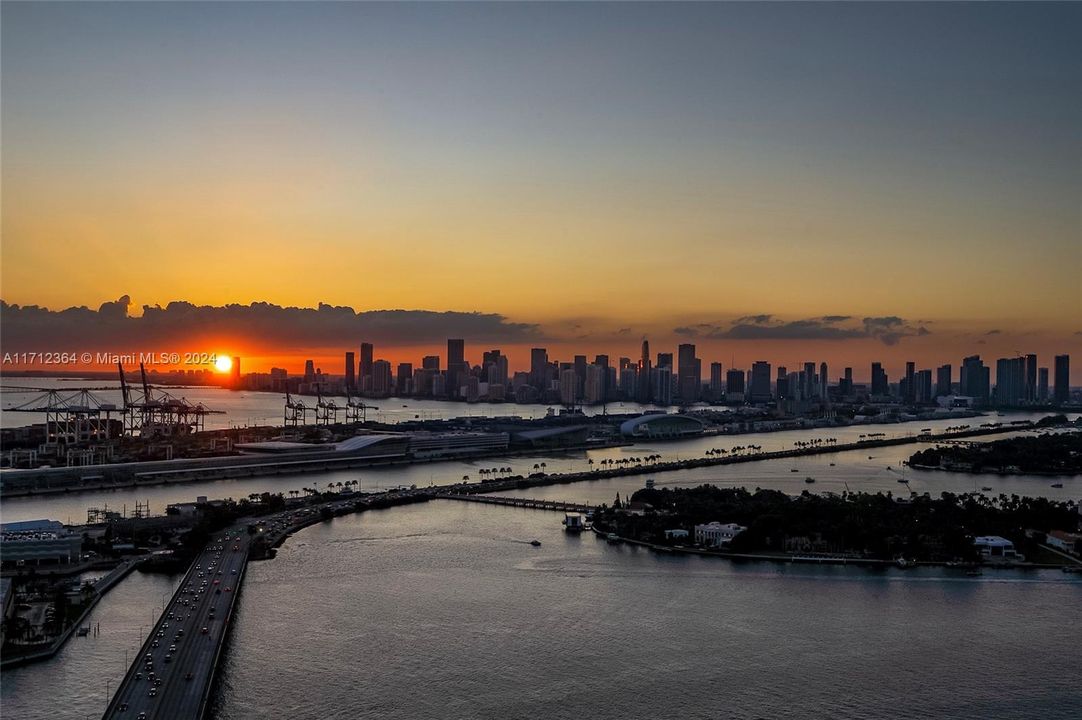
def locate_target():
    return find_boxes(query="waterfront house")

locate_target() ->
[664,529,689,541]
[972,535,1019,561]
[694,522,746,548]
[1046,530,1082,556]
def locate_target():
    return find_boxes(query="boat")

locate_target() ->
[965,569,983,577]
[563,512,584,533]
[645,478,655,489]
[981,486,992,492]
[530,540,541,547]
[897,479,908,483]
[790,468,799,473]
[1050,483,1064,489]
[829,463,836,467]
[805,477,816,484]
[606,533,622,545]
[1062,566,1081,574]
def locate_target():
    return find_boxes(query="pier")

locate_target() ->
[102,530,250,720]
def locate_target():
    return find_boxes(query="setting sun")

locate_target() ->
[214,354,233,373]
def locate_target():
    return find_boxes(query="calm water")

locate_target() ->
[1,412,1076,525]
[209,502,1081,720]
[3,414,1079,719]
[1,377,673,429]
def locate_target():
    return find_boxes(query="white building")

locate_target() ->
[973,535,1019,560]
[694,522,746,547]
[1,519,82,566]
[664,529,689,540]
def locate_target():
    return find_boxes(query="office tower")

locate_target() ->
[447,338,465,398]
[936,364,952,397]
[431,373,446,398]
[726,369,745,400]
[620,366,638,399]
[915,369,933,403]
[422,355,440,371]
[1025,354,1038,402]
[304,359,316,383]
[559,367,578,405]
[904,361,916,402]
[677,343,700,402]
[619,357,632,371]
[344,352,356,392]
[776,367,789,400]
[594,355,610,400]
[653,366,673,405]
[360,343,374,384]
[637,340,653,403]
[749,361,771,403]
[574,355,588,399]
[994,357,1025,406]
[819,362,829,400]
[657,352,673,370]
[231,357,241,389]
[841,367,853,396]
[709,362,724,394]
[396,363,412,395]
[871,362,888,396]
[584,364,605,404]
[803,362,817,398]
[372,360,392,396]
[1038,367,1049,402]
[530,348,548,389]
[1053,355,1070,403]
[960,355,990,402]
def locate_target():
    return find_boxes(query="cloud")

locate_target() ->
[0,298,543,353]
[985,329,1002,336]
[671,314,929,345]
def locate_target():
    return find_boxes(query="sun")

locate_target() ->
[214,354,233,373]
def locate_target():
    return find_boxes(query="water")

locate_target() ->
[1,412,1076,525]
[1,377,673,429]
[209,502,1081,720]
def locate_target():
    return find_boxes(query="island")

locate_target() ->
[908,430,1082,476]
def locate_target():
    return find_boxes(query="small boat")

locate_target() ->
[829,463,836,467]
[645,478,655,489]
[1050,483,1064,489]
[77,626,91,637]
[563,512,584,533]
[868,456,874,460]
[805,477,816,484]
[1062,565,1081,573]
[897,479,908,483]
[790,468,799,473]
[965,569,983,577]
[981,486,992,492]
[530,540,541,547]
[606,533,622,545]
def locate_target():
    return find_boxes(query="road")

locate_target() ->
[104,529,250,720]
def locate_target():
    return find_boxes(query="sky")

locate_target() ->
[1,2,1080,378]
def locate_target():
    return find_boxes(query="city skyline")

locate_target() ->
[2,2,1080,368]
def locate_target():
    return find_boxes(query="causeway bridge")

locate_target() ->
[435,493,593,513]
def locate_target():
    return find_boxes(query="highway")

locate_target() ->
[103,529,250,720]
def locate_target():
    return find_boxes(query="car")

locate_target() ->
[185,672,194,681]
[119,703,128,711]
[135,673,142,680]
[169,644,177,652]
[225,586,232,592]
[213,579,220,585]
[138,714,147,720]
[201,627,209,634]
[151,640,159,648]
[156,631,164,638]
[231,569,237,574]
[164,654,172,663]
[148,688,157,697]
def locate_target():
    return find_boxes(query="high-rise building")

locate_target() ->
[447,339,465,398]
[530,348,548,389]
[657,352,673,371]
[1053,355,1070,403]
[726,369,745,400]
[709,362,724,395]
[871,362,888,396]
[584,364,605,404]
[422,355,440,371]
[960,355,990,402]
[304,359,316,383]
[654,366,673,405]
[372,359,392,396]
[594,355,610,400]
[914,369,933,404]
[1038,367,1049,402]
[396,363,413,395]
[935,364,952,397]
[344,351,356,392]
[904,361,916,402]
[1024,353,1038,402]
[994,357,1025,406]
[559,367,578,406]
[359,343,374,385]
[231,357,241,389]
[637,339,652,403]
[574,355,588,400]
[749,361,771,403]
[819,362,829,400]
[803,362,817,399]
[841,367,853,396]
[677,343,700,402]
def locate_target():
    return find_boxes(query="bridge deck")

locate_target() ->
[103,529,250,720]
[435,493,593,512]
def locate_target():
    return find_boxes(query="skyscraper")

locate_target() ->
[904,361,916,402]
[1054,355,1070,403]
[530,348,548,389]
[1025,353,1038,402]
[709,362,724,396]
[344,351,356,392]
[359,343,374,386]
[935,364,952,397]
[994,357,1025,406]
[447,338,465,398]
[1038,367,1049,402]
[871,362,888,396]
[749,361,771,403]
[960,355,990,402]
[677,343,700,402]
[726,369,745,400]
[819,362,829,400]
